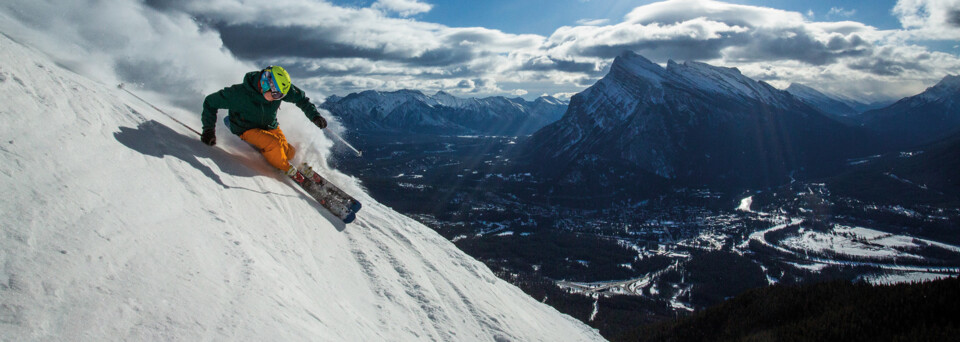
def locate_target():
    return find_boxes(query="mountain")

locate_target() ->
[524,51,869,189]
[0,33,603,341]
[860,75,960,149]
[785,83,860,119]
[321,90,567,135]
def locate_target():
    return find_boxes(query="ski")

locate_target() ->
[289,163,362,224]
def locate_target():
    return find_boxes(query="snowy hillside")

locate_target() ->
[0,34,603,341]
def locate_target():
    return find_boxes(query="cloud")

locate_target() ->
[372,0,433,17]
[827,7,857,18]
[893,0,960,39]
[950,8,960,26]
[0,0,252,109]
[576,19,610,26]
[545,0,876,67]
[532,0,960,99]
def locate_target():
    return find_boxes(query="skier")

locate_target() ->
[199,65,327,182]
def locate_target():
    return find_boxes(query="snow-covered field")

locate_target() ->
[0,34,602,341]
[780,226,924,260]
[749,218,960,274]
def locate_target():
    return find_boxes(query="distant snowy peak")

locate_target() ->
[432,90,479,108]
[535,95,565,106]
[919,74,960,102]
[785,83,860,117]
[785,83,828,100]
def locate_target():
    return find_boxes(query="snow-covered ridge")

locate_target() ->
[668,60,783,105]
[603,51,789,106]
[610,51,669,86]
[0,33,602,341]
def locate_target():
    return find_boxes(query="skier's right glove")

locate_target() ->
[312,116,327,129]
[201,128,216,146]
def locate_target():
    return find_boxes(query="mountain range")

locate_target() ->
[321,90,567,135]
[326,51,959,195]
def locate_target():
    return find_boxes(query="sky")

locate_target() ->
[2,0,960,108]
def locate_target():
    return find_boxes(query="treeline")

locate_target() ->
[619,276,960,342]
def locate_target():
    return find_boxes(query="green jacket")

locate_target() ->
[201,70,322,135]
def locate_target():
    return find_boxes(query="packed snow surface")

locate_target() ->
[0,34,602,341]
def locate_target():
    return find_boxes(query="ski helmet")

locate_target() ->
[260,65,292,100]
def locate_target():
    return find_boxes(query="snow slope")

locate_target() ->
[0,34,602,341]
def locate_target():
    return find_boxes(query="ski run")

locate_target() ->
[0,33,603,341]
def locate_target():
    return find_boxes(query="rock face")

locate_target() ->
[321,90,567,135]
[860,75,960,149]
[525,51,869,188]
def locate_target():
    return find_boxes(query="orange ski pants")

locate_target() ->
[240,127,296,171]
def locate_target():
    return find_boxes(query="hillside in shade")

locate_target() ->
[620,277,960,342]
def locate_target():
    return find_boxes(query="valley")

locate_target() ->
[331,132,960,338]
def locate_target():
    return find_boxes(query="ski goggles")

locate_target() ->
[260,70,286,100]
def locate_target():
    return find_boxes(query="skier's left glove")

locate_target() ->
[312,116,327,129]
[201,128,216,146]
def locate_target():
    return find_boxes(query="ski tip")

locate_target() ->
[342,212,357,224]
[350,201,363,212]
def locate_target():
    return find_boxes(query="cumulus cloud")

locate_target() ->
[373,0,433,17]
[893,0,960,39]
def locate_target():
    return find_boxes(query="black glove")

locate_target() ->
[201,128,216,146]
[312,116,327,129]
